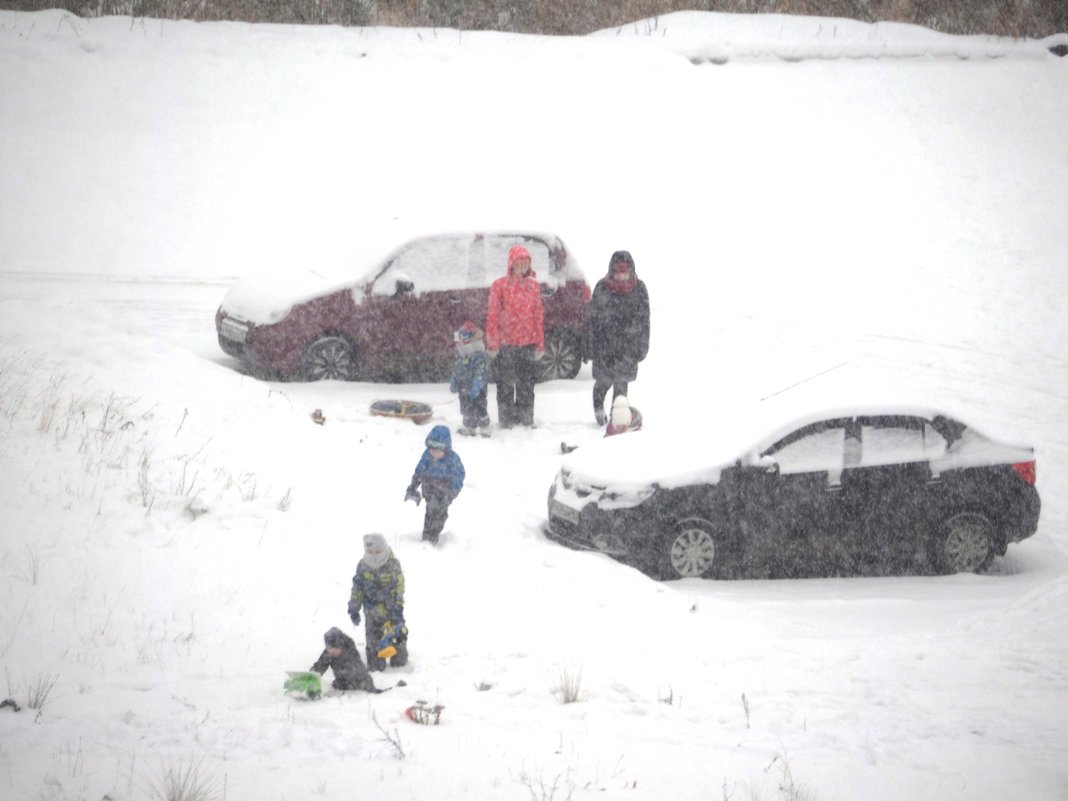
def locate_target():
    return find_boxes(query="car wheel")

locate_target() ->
[939,511,995,573]
[661,517,720,579]
[299,335,359,381]
[538,330,582,381]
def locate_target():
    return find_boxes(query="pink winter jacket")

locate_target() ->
[485,270,544,352]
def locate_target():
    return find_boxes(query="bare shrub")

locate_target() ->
[36,372,67,434]
[371,710,406,759]
[514,764,575,801]
[148,755,221,801]
[25,672,59,719]
[552,663,585,704]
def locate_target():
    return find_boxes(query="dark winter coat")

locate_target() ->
[588,268,650,383]
[410,425,466,496]
[310,627,376,692]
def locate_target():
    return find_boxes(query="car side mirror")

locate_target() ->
[393,277,414,297]
[757,454,779,475]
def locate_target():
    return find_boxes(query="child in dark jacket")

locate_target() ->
[310,627,378,692]
[449,321,491,437]
[404,424,465,544]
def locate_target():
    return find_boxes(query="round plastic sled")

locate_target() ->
[370,400,433,424]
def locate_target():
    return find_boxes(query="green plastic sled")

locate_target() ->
[284,671,322,699]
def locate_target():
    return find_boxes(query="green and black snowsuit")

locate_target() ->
[348,534,407,671]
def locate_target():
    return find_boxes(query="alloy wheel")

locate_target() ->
[669,524,717,578]
[539,333,581,381]
[300,336,358,381]
[942,512,994,573]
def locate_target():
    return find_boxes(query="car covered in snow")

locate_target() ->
[545,407,1041,580]
[215,231,591,383]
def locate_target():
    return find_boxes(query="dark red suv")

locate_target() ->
[216,231,591,382]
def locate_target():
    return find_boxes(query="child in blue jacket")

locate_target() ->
[405,425,465,544]
[449,321,491,437]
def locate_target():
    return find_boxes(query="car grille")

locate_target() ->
[219,317,249,344]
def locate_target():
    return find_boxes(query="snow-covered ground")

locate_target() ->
[1,9,1067,801]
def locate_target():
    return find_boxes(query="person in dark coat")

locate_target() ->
[349,534,408,671]
[588,250,650,425]
[310,627,378,692]
[405,425,466,544]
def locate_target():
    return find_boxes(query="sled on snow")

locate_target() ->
[370,400,433,424]
[284,671,322,700]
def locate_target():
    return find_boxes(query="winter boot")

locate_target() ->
[366,652,387,672]
[457,426,475,436]
[595,407,607,426]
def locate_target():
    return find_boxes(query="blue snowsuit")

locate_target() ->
[450,340,491,431]
[406,425,465,543]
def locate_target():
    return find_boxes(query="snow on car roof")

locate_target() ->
[560,402,972,491]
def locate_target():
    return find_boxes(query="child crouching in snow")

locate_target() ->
[604,395,642,437]
[310,627,377,692]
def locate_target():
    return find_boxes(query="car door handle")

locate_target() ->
[448,295,463,304]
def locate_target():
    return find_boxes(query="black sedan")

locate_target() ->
[545,407,1040,580]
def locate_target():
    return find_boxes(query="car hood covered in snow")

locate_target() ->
[561,428,740,492]
[218,269,348,324]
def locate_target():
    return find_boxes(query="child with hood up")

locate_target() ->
[404,424,465,544]
[348,534,408,671]
[309,626,378,692]
[449,321,491,437]
[604,395,643,437]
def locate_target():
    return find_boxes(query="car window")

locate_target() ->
[372,235,473,295]
[765,421,846,476]
[858,416,947,467]
[481,236,555,283]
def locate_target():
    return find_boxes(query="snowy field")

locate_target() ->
[1,9,1067,801]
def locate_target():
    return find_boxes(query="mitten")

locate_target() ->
[348,601,361,626]
[404,485,422,505]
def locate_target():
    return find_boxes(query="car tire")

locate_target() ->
[299,335,360,381]
[939,511,995,574]
[538,330,582,382]
[659,517,722,579]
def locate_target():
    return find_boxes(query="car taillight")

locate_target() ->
[1012,461,1036,485]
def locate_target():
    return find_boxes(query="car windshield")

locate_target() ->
[368,233,567,296]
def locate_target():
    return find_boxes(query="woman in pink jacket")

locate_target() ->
[485,245,544,428]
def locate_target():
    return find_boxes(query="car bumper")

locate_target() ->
[1007,487,1041,544]
[545,485,650,560]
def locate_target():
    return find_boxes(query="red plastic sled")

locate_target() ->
[370,400,433,424]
